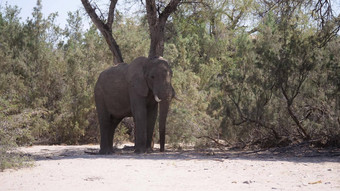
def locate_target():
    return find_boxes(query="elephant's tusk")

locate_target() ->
[155,95,162,102]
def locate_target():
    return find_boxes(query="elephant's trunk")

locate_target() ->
[159,99,170,152]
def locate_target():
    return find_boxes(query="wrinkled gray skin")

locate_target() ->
[94,56,174,154]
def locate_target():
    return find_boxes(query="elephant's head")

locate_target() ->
[144,57,174,102]
[128,56,175,152]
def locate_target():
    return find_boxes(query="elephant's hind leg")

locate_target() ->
[98,110,113,154]
[99,115,122,154]
[96,100,120,155]
[107,117,122,151]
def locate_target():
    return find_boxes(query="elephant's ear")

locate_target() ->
[127,57,149,97]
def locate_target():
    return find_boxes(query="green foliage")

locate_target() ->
[0,4,110,148]
[166,67,220,148]
[209,3,340,147]
[0,114,33,171]
[113,18,150,63]
[0,97,34,171]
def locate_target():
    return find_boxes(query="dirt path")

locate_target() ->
[1,145,339,191]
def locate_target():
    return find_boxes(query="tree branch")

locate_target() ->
[229,94,279,139]
[81,0,106,31]
[281,86,310,139]
[159,0,181,23]
[145,0,157,27]
[196,136,230,150]
[81,0,124,64]
[107,0,118,28]
[93,2,105,20]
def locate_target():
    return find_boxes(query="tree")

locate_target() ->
[81,0,182,61]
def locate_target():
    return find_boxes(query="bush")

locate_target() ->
[0,112,32,171]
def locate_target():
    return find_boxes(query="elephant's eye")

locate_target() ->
[150,75,155,79]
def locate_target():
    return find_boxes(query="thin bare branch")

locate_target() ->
[281,86,310,139]
[81,0,123,64]
[107,0,118,28]
[159,0,181,23]
[196,136,230,149]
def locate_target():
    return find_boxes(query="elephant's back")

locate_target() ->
[96,64,128,85]
[101,63,128,76]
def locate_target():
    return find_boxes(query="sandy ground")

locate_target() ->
[0,144,339,191]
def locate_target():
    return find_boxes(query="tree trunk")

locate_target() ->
[81,0,124,64]
[146,0,181,58]
[149,24,166,57]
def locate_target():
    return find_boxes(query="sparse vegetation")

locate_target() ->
[0,0,339,170]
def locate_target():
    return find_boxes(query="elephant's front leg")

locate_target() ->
[146,103,158,152]
[131,98,148,153]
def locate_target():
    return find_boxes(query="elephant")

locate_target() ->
[94,56,175,154]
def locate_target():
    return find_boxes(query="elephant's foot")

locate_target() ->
[134,147,147,154]
[134,148,153,154]
[146,147,153,153]
[99,147,114,155]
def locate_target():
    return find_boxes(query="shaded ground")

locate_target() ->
[0,144,339,191]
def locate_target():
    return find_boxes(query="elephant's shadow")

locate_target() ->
[25,145,340,163]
